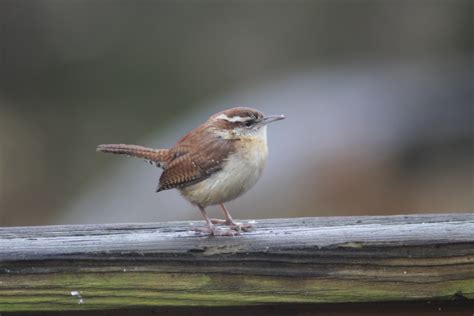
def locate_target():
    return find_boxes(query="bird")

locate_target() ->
[97,107,285,236]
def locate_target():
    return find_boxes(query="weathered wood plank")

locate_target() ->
[0,214,473,311]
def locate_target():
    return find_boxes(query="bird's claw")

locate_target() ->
[193,225,241,236]
[210,218,253,232]
[210,218,227,225]
[230,222,253,232]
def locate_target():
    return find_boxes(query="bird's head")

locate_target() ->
[209,107,285,139]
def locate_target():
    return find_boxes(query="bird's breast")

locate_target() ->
[179,129,268,207]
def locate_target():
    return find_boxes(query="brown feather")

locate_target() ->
[157,124,237,192]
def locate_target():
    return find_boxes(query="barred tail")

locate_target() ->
[96,144,169,167]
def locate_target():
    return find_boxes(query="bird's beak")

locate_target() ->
[257,114,285,127]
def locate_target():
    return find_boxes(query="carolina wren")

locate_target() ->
[97,107,285,236]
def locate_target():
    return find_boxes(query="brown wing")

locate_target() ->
[156,126,236,192]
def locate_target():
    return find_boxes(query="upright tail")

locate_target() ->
[97,144,169,167]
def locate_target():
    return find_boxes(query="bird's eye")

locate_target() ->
[244,119,255,127]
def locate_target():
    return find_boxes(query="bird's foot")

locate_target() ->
[193,225,241,236]
[210,218,227,225]
[210,218,253,232]
[229,222,253,232]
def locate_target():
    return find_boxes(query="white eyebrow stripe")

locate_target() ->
[215,114,252,122]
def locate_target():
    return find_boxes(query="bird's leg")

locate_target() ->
[219,204,253,232]
[210,204,232,225]
[210,218,227,225]
[194,206,216,234]
[194,206,239,236]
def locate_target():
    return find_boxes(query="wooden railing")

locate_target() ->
[0,213,473,312]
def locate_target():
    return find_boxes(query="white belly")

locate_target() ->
[180,129,268,207]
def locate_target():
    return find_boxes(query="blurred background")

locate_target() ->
[0,0,472,226]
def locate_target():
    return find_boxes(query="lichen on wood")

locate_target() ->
[0,214,473,311]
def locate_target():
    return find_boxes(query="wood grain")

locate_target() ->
[0,214,473,311]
